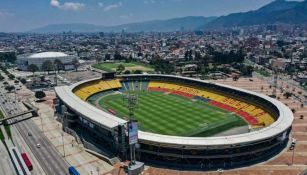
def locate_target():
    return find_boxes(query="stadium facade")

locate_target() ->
[55,74,293,169]
[17,52,76,71]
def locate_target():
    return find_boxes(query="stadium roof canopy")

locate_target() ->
[29,52,68,58]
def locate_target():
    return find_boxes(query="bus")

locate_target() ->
[21,153,33,171]
[9,147,31,175]
[68,166,80,175]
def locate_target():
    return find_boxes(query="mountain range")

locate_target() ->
[30,16,216,33]
[205,0,307,29]
[30,0,307,33]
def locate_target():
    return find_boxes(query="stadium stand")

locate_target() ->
[73,79,275,127]
[73,79,122,100]
[148,81,275,127]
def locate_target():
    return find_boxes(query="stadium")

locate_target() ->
[17,51,76,71]
[55,74,293,170]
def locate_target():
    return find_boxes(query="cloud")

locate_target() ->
[50,0,85,11]
[98,2,104,8]
[60,2,85,11]
[0,11,14,20]
[120,13,133,19]
[51,0,60,7]
[144,0,156,4]
[102,2,122,12]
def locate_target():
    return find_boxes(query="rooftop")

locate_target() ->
[29,52,68,58]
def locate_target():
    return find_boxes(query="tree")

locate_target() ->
[8,74,15,80]
[5,85,15,93]
[35,91,46,100]
[123,70,131,74]
[284,92,292,99]
[133,70,143,74]
[0,74,4,81]
[240,65,254,76]
[116,64,125,73]
[0,52,16,63]
[72,58,80,72]
[105,54,111,60]
[20,78,27,84]
[41,60,54,74]
[151,58,175,74]
[233,76,239,81]
[114,51,122,60]
[28,64,39,75]
[54,59,63,73]
[291,109,296,113]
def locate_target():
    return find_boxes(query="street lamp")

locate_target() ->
[291,144,296,165]
[96,166,100,175]
[40,112,44,132]
[61,132,65,157]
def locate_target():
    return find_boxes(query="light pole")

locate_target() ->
[61,132,65,157]
[123,91,138,166]
[96,166,100,175]
[40,113,44,132]
[291,144,296,165]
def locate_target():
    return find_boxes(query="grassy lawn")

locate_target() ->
[3,122,11,139]
[98,91,246,137]
[0,111,4,141]
[0,110,11,139]
[256,69,271,77]
[0,131,4,141]
[92,62,154,72]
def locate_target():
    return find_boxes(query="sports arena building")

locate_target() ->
[17,52,76,71]
[55,74,293,169]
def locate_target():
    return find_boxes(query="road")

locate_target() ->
[0,76,69,175]
[0,140,15,175]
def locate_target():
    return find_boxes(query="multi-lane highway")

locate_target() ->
[0,78,69,175]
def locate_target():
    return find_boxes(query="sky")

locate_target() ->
[0,0,297,32]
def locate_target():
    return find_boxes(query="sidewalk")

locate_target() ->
[32,98,113,175]
[0,140,15,175]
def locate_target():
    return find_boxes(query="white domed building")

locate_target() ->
[17,52,77,71]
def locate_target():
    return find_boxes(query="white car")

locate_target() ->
[36,143,41,148]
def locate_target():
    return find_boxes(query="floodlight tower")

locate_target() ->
[123,90,139,165]
[123,91,138,121]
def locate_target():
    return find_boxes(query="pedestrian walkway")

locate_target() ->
[32,99,113,175]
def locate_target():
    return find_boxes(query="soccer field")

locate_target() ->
[98,91,247,137]
[92,62,154,72]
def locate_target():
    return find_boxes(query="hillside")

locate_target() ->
[205,0,307,29]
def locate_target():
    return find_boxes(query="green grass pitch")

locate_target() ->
[98,91,247,137]
[92,62,154,72]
